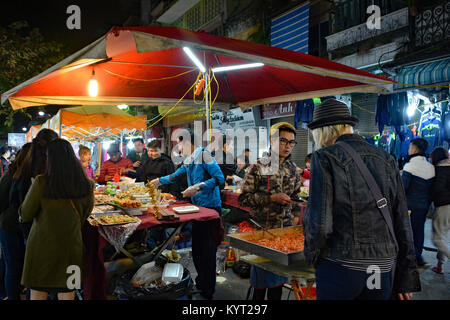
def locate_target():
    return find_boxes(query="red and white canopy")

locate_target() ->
[1,26,393,111]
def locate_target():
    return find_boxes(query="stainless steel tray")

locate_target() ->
[228,226,305,266]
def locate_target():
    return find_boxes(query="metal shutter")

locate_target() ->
[351,93,379,136]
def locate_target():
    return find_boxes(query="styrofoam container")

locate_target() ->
[162,263,184,283]
[172,206,199,214]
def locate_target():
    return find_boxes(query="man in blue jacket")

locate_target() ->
[151,129,224,300]
[402,138,435,266]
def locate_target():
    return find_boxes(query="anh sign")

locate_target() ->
[260,102,296,120]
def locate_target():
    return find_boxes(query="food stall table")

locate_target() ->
[240,254,316,300]
[221,190,250,212]
[83,204,220,300]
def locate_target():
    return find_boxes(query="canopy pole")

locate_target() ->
[205,72,210,146]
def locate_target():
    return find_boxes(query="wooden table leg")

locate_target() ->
[290,279,315,300]
[290,280,304,300]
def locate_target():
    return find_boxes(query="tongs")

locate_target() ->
[248,218,280,240]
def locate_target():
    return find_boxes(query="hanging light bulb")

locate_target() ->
[88,70,98,97]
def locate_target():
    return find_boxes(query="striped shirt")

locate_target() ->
[325,257,396,273]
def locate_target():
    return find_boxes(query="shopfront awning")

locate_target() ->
[394,58,449,90]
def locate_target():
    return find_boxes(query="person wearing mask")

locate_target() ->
[429,147,450,274]
[98,144,133,184]
[402,138,435,267]
[239,122,302,300]
[0,143,32,300]
[127,138,149,170]
[79,146,95,180]
[19,139,94,300]
[0,146,10,177]
[150,129,224,300]
[303,99,420,300]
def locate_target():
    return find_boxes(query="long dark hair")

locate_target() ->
[9,143,32,178]
[430,147,449,166]
[43,139,91,199]
[31,129,58,178]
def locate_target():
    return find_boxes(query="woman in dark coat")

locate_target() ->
[19,139,94,300]
[0,143,32,300]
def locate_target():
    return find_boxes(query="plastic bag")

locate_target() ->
[113,267,193,300]
[98,219,141,252]
[131,261,163,287]
[216,242,228,274]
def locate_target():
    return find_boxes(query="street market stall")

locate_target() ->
[83,181,222,300]
[1,26,399,301]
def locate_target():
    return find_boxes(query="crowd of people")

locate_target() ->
[0,98,448,301]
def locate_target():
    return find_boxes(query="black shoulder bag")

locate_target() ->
[336,141,399,290]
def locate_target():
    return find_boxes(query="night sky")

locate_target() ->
[0,0,141,54]
[1,0,142,133]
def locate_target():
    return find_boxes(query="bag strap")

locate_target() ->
[336,141,399,251]
[69,199,82,227]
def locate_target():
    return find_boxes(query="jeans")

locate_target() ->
[315,259,392,300]
[409,207,430,263]
[191,207,220,300]
[433,204,450,266]
[0,245,5,299]
[0,230,25,300]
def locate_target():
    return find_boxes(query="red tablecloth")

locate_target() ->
[221,190,250,212]
[82,204,220,300]
[137,204,220,229]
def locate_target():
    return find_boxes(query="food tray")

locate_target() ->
[91,213,140,226]
[172,206,199,214]
[228,226,305,266]
[88,211,130,226]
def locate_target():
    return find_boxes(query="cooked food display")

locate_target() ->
[94,195,116,205]
[111,200,142,208]
[97,215,139,225]
[248,232,305,253]
[92,205,116,214]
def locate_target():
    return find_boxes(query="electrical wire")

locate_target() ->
[99,67,197,82]
[146,71,202,129]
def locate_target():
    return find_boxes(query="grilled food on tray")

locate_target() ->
[98,215,139,225]
[112,200,142,208]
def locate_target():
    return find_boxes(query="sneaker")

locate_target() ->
[417,260,430,267]
[431,266,444,274]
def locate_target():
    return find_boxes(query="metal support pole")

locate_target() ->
[204,72,210,145]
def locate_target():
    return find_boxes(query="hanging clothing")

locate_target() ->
[399,129,415,159]
[294,99,315,128]
[442,108,450,142]
[375,93,408,134]
[388,92,408,127]
[375,95,390,134]
[419,117,442,155]
[389,132,402,160]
